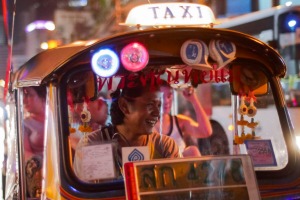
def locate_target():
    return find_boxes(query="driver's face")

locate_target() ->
[125,90,162,135]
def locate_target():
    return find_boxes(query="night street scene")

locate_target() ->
[1,0,300,199]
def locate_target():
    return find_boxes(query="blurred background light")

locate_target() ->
[26,20,55,32]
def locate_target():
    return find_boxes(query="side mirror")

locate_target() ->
[230,64,268,96]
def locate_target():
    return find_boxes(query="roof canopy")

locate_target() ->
[13,27,286,88]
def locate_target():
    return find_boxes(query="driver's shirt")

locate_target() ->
[73,125,180,182]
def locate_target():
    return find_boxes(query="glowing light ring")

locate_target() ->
[121,42,149,72]
[91,49,120,77]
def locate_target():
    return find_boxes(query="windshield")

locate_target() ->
[65,64,288,184]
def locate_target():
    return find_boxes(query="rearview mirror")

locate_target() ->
[230,64,268,96]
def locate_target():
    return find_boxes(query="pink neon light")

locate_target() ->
[121,42,149,72]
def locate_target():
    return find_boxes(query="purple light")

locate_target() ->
[26,20,55,32]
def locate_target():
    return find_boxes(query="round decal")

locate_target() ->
[209,39,236,69]
[180,40,212,70]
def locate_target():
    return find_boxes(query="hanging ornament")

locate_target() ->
[245,133,253,140]
[247,118,258,129]
[239,96,248,115]
[247,98,257,117]
[237,115,248,126]
[236,92,260,144]
[69,126,76,134]
[78,102,93,133]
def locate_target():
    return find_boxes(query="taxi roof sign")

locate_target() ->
[120,3,216,28]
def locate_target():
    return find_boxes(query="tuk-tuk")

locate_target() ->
[4,3,300,200]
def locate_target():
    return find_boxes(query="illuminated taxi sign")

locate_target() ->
[121,3,216,27]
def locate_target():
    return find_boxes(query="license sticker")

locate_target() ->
[79,143,116,181]
[244,139,277,167]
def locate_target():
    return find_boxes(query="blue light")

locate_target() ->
[288,19,297,28]
[283,13,300,32]
[91,49,119,77]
